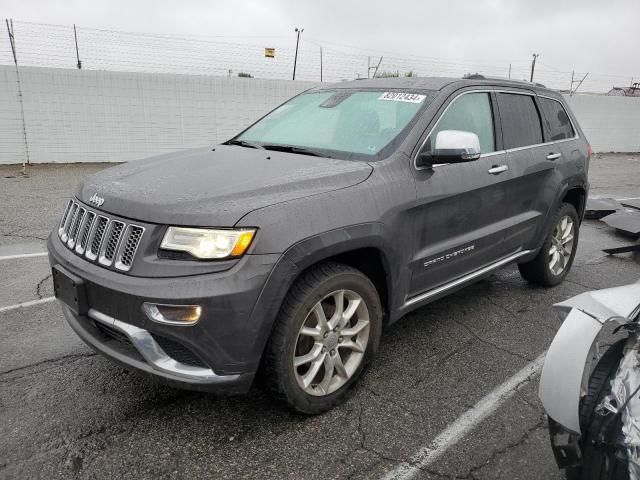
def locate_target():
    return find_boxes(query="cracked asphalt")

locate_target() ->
[1,154,639,480]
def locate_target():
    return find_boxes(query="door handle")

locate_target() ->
[487,165,508,175]
[546,152,562,160]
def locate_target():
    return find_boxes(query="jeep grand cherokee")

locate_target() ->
[48,76,590,413]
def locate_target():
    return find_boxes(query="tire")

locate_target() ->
[262,262,382,414]
[566,339,628,480]
[519,202,579,286]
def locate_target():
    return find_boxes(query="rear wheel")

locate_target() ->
[519,203,579,286]
[263,262,382,414]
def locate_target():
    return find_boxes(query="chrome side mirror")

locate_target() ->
[417,130,482,168]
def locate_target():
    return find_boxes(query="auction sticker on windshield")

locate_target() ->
[378,92,426,103]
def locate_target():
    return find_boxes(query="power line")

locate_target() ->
[2,20,638,92]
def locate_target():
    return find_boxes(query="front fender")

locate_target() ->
[241,223,400,372]
[539,308,605,434]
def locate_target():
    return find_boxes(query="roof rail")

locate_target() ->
[463,73,485,80]
[462,73,546,88]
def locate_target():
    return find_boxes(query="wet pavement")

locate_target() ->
[1,153,639,480]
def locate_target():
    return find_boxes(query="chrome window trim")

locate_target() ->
[536,94,580,143]
[413,88,580,171]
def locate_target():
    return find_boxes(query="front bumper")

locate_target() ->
[48,230,284,393]
[63,305,251,392]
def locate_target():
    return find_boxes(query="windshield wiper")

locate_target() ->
[261,144,331,158]
[225,139,265,149]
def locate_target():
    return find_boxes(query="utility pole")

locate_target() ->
[530,53,539,82]
[5,18,29,175]
[371,56,383,79]
[319,47,323,82]
[508,63,511,79]
[367,56,382,79]
[570,70,574,92]
[74,24,82,69]
[292,27,303,80]
[570,73,589,96]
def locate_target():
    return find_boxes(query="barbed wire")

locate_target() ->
[1,20,637,92]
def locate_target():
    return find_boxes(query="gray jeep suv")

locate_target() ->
[48,76,590,413]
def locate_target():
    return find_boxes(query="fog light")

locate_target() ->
[143,303,202,326]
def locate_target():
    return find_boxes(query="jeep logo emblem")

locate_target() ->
[89,193,105,208]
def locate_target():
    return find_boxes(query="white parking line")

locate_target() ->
[0,296,56,313]
[0,252,48,261]
[381,351,547,480]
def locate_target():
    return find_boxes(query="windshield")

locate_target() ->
[234,89,434,160]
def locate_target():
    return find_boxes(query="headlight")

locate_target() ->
[160,227,256,259]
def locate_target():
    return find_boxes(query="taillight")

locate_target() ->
[587,144,593,159]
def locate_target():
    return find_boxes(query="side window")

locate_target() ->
[496,93,543,149]
[539,97,575,141]
[428,92,495,154]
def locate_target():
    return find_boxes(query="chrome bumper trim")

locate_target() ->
[87,308,235,382]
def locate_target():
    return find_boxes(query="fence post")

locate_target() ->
[5,18,30,174]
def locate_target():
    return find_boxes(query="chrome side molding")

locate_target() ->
[402,249,534,309]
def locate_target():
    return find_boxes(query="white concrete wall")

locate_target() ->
[563,94,640,153]
[1,66,639,164]
[0,66,318,164]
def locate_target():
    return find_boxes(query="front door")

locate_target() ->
[408,90,513,298]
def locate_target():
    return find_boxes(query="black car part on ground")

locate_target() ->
[603,244,640,255]
[602,210,640,236]
[585,197,624,219]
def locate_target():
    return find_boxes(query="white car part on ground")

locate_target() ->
[539,283,640,434]
[601,334,640,478]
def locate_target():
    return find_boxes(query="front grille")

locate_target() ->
[116,225,144,271]
[99,220,125,266]
[57,199,145,272]
[75,211,95,255]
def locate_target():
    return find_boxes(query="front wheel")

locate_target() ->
[519,202,579,286]
[262,262,382,414]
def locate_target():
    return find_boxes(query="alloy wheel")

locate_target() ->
[549,215,575,275]
[293,289,370,396]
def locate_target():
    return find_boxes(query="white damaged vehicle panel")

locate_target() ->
[539,282,640,475]
[604,334,640,478]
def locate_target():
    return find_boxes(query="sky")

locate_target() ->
[2,0,639,91]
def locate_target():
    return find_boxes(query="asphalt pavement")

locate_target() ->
[1,153,639,480]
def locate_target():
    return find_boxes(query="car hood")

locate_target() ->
[77,146,372,226]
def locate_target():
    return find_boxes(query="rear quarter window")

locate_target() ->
[538,97,575,141]
[496,93,543,149]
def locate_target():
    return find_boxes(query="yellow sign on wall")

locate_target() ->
[264,48,275,58]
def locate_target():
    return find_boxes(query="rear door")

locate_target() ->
[408,90,513,298]
[537,95,585,189]
[495,91,558,253]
